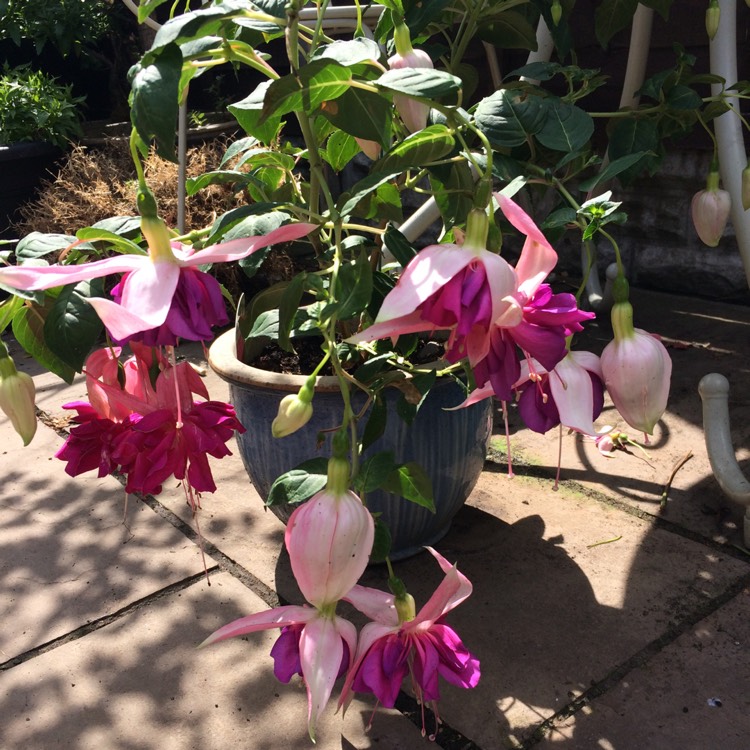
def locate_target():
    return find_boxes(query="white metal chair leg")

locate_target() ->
[698,373,750,546]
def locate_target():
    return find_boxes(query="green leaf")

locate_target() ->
[229,81,284,143]
[476,11,539,50]
[474,89,547,148]
[43,279,105,372]
[332,249,373,320]
[137,0,171,23]
[355,451,397,493]
[541,207,577,229]
[220,136,260,166]
[206,202,284,244]
[405,0,451,30]
[150,0,251,49]
[225,211,290,243]
[595,0,639,48]
[376,124,455,173]
[262,60,352,122]
[536,100,594,152]
[75,228,146,256]
[278,272,308,351]
[382,462,435,511]
[337,171,401,218]
[90,216,141,237]
[375,68,462,99]
[315,37,382,67]
[318,86,392,145]
[370,517,392,563]
[246,309,279,340]
[507,62,563,82]
[185,169,251,196]
[266,458,328,506]
[325,130,360,172]
[578,152,649,191]
[383,225,417,267]
[130,43,182,161]
[0,295,23,334]
[361,396,387,451]
[607,119,660,183]
[15,233,78,261]
[666,84,703,110]
[12,300,76,383]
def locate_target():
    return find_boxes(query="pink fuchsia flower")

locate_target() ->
[286,461,374,608]
[600,297,671,436]
[349,208,517,365]
[202,606,357,742]
[0,218,315,344]
[340,548,480,719]
[691,168,731,247]
[388,23,433,133]
[515,351,604,436]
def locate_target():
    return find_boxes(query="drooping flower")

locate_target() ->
[349,208,517,365]
[388,23,433,133]
[202,463,372,741]
[0,350,37,446]
[0,218,315,344]
[340,548,480,723]
[691,170,731,247]
[600,280,671,436]
[515,351,604,436]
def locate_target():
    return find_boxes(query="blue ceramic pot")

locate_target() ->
[209,330,492,560]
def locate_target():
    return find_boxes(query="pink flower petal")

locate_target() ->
[409,547,472,629]
[344,585,398,626]
[199,605,314,647]
[549,354,598,436]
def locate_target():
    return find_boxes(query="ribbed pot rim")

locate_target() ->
[208,329,344,393]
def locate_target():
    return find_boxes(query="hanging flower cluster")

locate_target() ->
[202,452,479,741]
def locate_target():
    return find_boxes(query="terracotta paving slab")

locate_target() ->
[0,572,427,750]
[536,586,750,748]
[0,420,208,659]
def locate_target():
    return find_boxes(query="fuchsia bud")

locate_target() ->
[388,24,433,133]
[272,375,315,437]
[0,350,37,446]
[705,0,720,39]
[551,0,563,25]
[600,278,672,436]
[285,456,374,609]
[691,170,731,247]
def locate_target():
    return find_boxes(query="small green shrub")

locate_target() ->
[0,65,84,148]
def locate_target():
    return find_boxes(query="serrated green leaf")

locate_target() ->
[43,279,105,371]
[229,81,284,143]
[262,60,352,122]
[382,462,435,511]
[474,89,547,148]
[319,86,392,145]
[375,68,462,99]
[536,100,594,152]
[130,43,182,161]
[355,451,397,493]
[12,301,76,383]
[376,124,455,173]
[246,309,279,339]
[595,0,639,48]
[666,84,703,110]
[325,130,360,172]
[266,458,328,506]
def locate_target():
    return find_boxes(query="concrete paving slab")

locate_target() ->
[0,420,209,659]
[369,472,750,749]
[0,572,428,750]
[536,586,750,749]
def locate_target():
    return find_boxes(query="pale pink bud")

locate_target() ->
[354,137,381,161]
[601,302,671,436]
[388,24,433,133]
[691,177,731,247]
[0,361,37,446]
[285,483,374,608]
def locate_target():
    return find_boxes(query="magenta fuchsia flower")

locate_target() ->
[55,346,245,495]
[0,219,314,345]
[514,351,605,436]
[350,209,517,365]
[201,604,356,742]
[601,300,672,436]
[340,548,480,722]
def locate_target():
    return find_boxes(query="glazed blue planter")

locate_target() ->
[209,330,492,560]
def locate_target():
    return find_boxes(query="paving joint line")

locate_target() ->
[0,569,217,673]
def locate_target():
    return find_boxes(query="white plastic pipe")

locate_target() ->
[699,373,750,545]
[710,0,750,288]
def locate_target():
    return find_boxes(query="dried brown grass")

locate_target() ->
[14,138,244,237]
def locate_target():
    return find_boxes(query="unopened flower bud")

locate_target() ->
[388,24,433,133]
[0,355,37,446]
[272,376,315,438]
[691,172,731,246]
[705,0,720,39]
[551,0,563,26]
[742,162,750,211]
[395,592,416,623]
